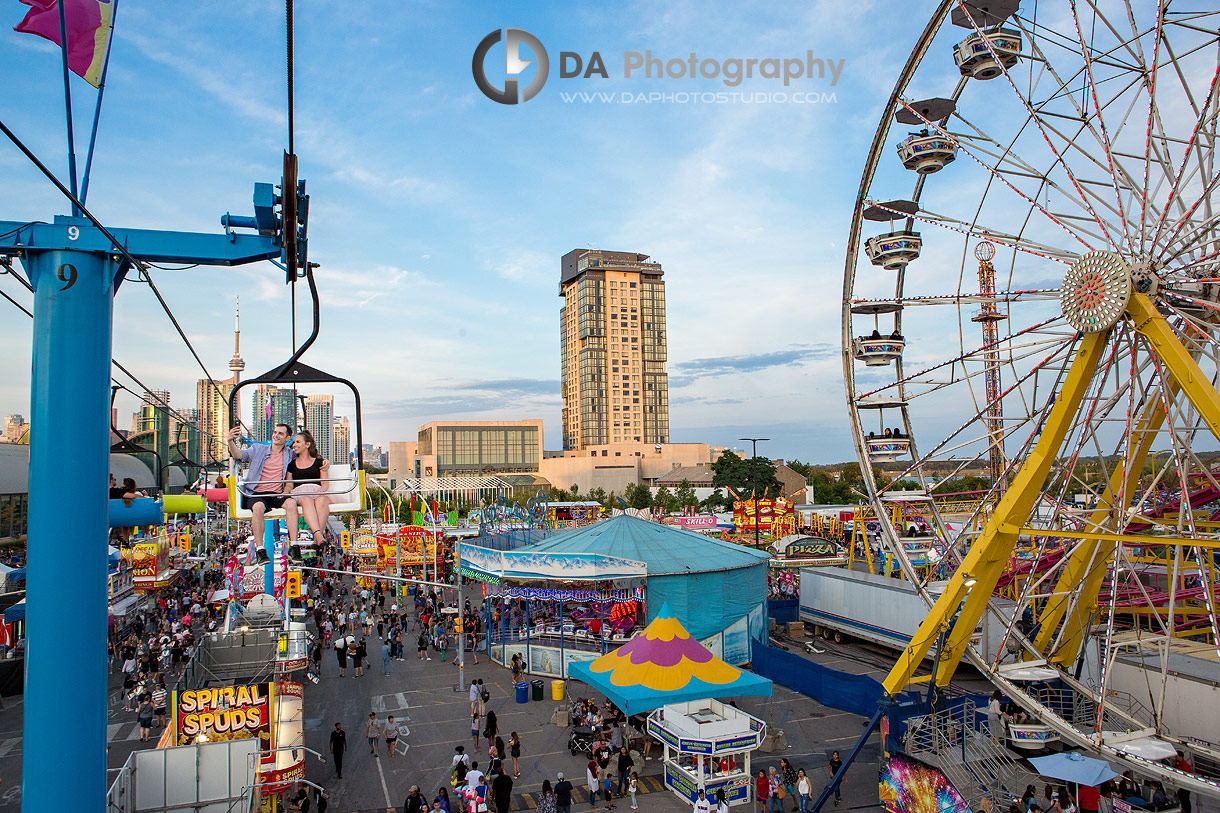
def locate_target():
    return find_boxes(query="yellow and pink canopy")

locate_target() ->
[568,604,772,716]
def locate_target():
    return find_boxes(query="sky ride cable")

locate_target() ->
[0,115,253,442]
[0,281,232,469]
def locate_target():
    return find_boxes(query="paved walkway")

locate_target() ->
[0,630,891,812]
[299,642,883,813]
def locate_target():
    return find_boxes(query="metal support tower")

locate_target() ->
[0,174,298,811]
[970,241,1006,488]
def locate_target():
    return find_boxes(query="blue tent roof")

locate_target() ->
[4,600,24,623]
[520,514,770,575]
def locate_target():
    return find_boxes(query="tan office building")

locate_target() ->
[415,420,543,478]
[560,249,669,451]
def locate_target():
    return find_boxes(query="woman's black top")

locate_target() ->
[289,457,323,485]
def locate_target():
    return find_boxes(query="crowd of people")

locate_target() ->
[108,546,221,743]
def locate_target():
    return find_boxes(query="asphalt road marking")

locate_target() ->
[374,750,393,809]
[371,692,412,713]
[0,737,20,758]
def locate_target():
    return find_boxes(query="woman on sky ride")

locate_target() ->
[287,429,333,544]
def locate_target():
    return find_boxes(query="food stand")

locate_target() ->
[569,606,773,809]
[647,699,764,805]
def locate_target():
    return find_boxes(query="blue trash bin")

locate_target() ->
[515,681,529,703]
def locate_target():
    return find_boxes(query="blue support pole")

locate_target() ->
[23,247,118,811]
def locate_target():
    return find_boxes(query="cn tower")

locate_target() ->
[229,297,245,420]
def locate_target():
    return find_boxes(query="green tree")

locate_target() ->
[701,489,734,513]
[624,482,653,509]
[654,486,676,513]
[675,479,699,509]
[712,450,782,498]
[787,459,817,480]
[931,475,992,494]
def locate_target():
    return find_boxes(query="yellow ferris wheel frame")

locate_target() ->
[883,291,1220,695]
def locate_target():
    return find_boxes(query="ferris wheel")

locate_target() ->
[842,0,1220,795]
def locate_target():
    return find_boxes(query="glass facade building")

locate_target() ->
[560,249,669,450]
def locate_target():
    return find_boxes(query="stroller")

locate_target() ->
[568,725,597,756]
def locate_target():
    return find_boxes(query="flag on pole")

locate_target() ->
[14,0,113,87]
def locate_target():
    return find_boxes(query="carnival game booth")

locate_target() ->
[459,536,648,679]
[463,515,770,676]
[569,607,772,807]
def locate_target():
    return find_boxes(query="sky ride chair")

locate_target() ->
[224,262,366,526]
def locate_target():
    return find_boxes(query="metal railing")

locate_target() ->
[904,699,1040,810]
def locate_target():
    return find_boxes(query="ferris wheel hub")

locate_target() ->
[1061,251,1133,333]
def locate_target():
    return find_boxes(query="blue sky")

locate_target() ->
[0,0,916,463]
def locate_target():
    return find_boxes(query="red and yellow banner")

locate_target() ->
[172,682,272,751]
[733,497,793,533]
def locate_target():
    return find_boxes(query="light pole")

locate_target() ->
[739,437,769,548]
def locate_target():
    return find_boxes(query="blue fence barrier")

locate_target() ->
[752,641,890,718]
[767,597,799,624]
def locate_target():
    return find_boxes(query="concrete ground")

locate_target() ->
[0,628,903,812]
[297,640,883,813]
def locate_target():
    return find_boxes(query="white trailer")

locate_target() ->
[798,566,1012,661]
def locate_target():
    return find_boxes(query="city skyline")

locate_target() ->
[0,2,892,463]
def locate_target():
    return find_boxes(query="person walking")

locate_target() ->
[755,770,770,813]
[509,731,523,779]
[329,722,347,779]
[796,769,813,813]
[354,638,367,678]
[766,767,783,813]
[382,639,392,676]
[484,708,499,748]
[384,715,399,759]
[586,760,600,809]
[137,695,154,741]
[470,675,482,715]
[780,759,797,812]
[694,789,711,813]
[555,772,574,813]
[403,785,426,813]
[492,768,514,813]
[151,678,169,729]
[616,747,634,795]
[827,751,844,807]
[539,780,557,813]
[334,635,347,678]
[987,690,1004,742]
